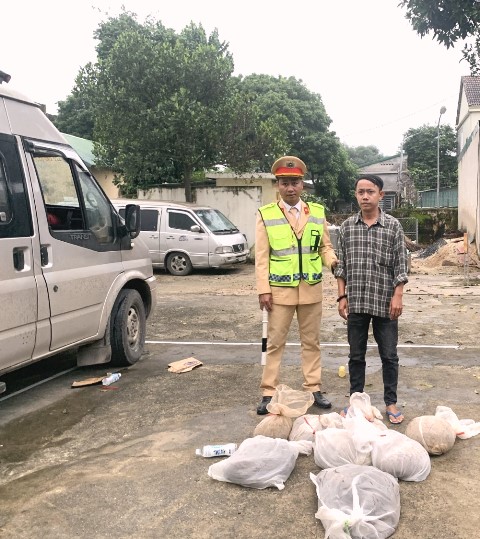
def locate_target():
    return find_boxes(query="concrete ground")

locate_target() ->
[0,262,479,538]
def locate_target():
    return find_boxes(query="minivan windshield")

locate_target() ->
[194,208,239,234]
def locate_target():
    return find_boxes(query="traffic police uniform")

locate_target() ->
[255,156,337,412]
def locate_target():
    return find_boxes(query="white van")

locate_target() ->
[0,74,156,389]
[111,199,249,275]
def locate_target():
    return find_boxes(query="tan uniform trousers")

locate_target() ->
[260,301,323,396]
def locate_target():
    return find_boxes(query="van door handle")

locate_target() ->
[13,248,25,270]
[40,245,49,266]
[149,234,159,239]
[166,235,174,239]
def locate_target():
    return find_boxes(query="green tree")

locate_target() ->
[93,16,234,200]
[54,11,146,139]
[344,145,386,167]
[402,124,457,191]
[54,64,97,139]
[237,74,357,208]
[399,0,480,73]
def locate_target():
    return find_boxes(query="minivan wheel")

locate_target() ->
[166,252,193,276]
[110,289,146,366]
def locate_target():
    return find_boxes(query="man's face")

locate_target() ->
[355,179,384,211]
[276,177,303,205]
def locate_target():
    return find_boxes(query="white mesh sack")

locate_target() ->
[435,405,480,440]
[310,464,400,539]
[266,384,314,417]
[371,429,431,482]
[207,435,313,490]
[254,414,293,439]
[314,428,372,468]
[289,414,323,442]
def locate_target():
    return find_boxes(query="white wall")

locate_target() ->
[457,96,480,254]
[138,185,262,250]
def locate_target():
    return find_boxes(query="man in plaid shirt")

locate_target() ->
[334,174,408,424]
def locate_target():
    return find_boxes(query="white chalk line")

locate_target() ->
[146,340,461,350]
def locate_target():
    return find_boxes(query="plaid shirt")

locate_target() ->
[334,209,408,318]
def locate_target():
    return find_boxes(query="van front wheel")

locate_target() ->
[110,289,146,366]
[166,252,193,276]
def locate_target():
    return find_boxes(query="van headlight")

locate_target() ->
[215,246,233,254]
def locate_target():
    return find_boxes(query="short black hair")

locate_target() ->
[355,174,384,191]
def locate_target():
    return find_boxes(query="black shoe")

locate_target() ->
[256,396,272,415]
[312,391,332,409]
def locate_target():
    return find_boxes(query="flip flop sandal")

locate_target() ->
[386,410,404,424]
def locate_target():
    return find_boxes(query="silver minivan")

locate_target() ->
[0,75,156,389]
[111,199,249,275]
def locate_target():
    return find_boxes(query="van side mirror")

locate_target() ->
[190,225,202,233]
[125,204,141,239]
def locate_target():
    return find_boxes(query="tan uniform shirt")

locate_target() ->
[255,199,337,304]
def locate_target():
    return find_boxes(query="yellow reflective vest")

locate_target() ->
[259,202,325,286]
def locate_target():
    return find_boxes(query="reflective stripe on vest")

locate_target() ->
[259,202,325,286]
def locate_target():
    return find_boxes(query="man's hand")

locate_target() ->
[259,293,273,311]
[389,295,403,320]
[338,297,348,320]
[389,284,404,320]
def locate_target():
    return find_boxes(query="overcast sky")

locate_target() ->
[2,0,470,156]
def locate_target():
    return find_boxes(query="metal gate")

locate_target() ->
[397,217,418,244]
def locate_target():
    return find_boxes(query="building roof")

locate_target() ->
[456,76,480,125]
[461,76,480,106]
[63,133,95,167]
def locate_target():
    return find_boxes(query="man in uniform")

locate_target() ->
[255,155,338,414]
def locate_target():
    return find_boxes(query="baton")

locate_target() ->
[261,307,268,366]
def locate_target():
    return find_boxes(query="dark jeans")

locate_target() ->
[347,313,399,406]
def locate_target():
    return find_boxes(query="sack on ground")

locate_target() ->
[208,435,313,490]
[435,405,480,440]
[289,414,322,442]
[266,384,314,417]
[254,414,293,439]
[371,429,431,481]
[310,464,400,539]
[319,411,344,430]
[344,392,383,421]
[314,428,372,468]
[405,415,456,455]
[343,413,385,455]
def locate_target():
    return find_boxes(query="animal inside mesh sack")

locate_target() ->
[254,414,293,439]
[344,392,383,421]
[310,464,400,539]
[266,384,314,417]
[371,429,431,482]
[289,414,323,442]
[207,435,313,490]
[314,428,372,468]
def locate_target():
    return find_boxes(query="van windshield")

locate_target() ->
[194,209,239,234]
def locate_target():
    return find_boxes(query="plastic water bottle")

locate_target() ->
[195,443,237,457]
[102,373,121,386]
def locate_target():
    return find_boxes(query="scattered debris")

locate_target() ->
[167,357,203,373]
[71,376,104,388]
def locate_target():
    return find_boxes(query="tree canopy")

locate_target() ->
[54,11,357,205]
[402,124,457,191]
[399,0,480,73]
[344,145,386,167]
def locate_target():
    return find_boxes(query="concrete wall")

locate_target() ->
[92,167,120,199]
[138,185,263,249]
